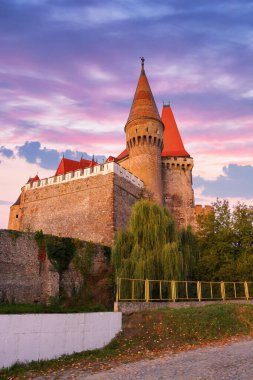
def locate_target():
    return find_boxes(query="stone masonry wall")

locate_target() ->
[14,172,141,247]
[163,166,195,229]
[0,230,58,303]
[19,173,115,246]
[113,174,141,232]
[0,230,111,304]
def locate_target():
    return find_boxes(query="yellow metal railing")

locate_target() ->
[116,278,253,302]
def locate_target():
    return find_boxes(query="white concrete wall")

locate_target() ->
[0,312,122,368]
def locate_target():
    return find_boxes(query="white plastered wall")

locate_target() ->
[0,312,122,368]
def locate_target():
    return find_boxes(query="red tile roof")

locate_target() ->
[106,156,115,162]
[27,174,40,184]
[161,105,190,157]
[116,148,129,161]
[55,157,95,176]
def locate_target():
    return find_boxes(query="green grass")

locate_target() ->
[1,304,253,379]
[0,303,110,314]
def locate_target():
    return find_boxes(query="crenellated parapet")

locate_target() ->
[23,161,143,192]
[162,156,194,171]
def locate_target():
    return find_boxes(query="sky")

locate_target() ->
[0,0,253,228]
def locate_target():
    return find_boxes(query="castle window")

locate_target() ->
[148,136,152,144]
[158,138,160,146]
[143,135,147,144]
[138,136,141,145]
[146,128,149,132]
[154,137,157,145]
[136,128,138,133]
[133,137,136,146]
[16,214,19,219]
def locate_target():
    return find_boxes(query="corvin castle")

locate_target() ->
[8,59,210,246]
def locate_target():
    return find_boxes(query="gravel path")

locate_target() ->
[35,339,253,380]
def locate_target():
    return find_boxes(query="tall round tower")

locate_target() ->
[125,58,164,204]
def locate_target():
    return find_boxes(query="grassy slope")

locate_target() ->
[0,304,109,314]
[1,304,253,379]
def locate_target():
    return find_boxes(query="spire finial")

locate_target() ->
[140,56,145,71]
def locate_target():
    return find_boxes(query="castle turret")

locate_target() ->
[161,104,195,228]
[125,58,164,204]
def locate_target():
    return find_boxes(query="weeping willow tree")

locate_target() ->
[112,199,197,281]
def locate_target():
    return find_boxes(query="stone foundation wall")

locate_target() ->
[0,230,58,304]
[115,300,253,314]
[0,230,111,304]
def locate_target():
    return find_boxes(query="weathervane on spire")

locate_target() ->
[140,56,145,70]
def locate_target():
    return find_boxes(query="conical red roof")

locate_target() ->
[161,105,190,157]
[125,65,162,128]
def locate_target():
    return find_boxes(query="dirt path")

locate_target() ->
[34,338,253,379]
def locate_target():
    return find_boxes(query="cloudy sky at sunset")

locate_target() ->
[1,0,253,227]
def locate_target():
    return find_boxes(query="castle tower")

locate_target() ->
[161,104,195,228]
[125,58,164,204]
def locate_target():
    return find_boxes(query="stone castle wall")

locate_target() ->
[10,170,142,246]
[113,174,142,231]
[20,173,115,246]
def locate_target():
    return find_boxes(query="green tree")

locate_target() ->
[196,199,253,281]
[112,199,197,281]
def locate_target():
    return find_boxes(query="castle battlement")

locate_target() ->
[162,156,193,171]
[23,161,144,191]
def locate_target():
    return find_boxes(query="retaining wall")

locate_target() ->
[115,300,253,314]
[0,312,122,368]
